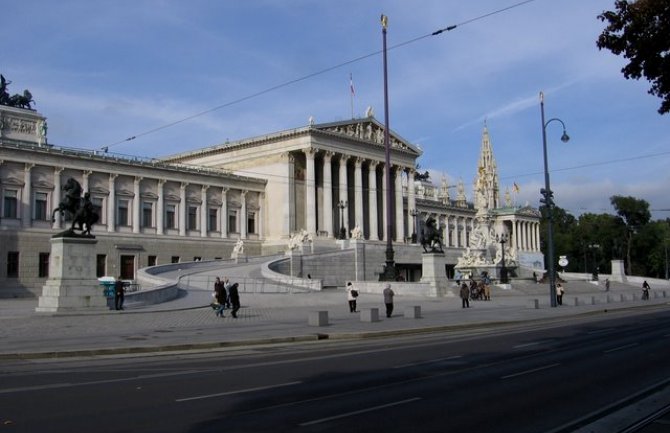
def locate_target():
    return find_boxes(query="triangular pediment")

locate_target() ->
[313,117,422,156]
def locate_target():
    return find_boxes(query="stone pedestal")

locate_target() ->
[421,252,450,296]
[610,259,627,283]
[36,237,107,312]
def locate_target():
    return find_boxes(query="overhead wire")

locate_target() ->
[101,0,541,150]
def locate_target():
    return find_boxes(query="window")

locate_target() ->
[120,255,135,280]
[7,251,19,278]
[193,256,201,262]
[148,255,157,267]
[142,202,154,228]
[91,197,104,224]
[208,208,218,232]
[247,211,256,234]
[117,199,129,226]
[188,206,198,230]
[166,204,176,229]
[96,254,106,278]
[228,210,238,233]
[34,192,48,221]
[38,252,49,278]
[3,190,18,219]
[171,256,180,264]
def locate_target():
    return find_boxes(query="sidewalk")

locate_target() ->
[0,281,667,360]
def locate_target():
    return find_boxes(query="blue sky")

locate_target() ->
[3,0,668,219]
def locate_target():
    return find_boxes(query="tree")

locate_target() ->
[597,0,670,114]
[610,195,651,275]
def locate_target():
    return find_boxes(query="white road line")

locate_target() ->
[603,343,639,354]
[175,381,301,402]
[393,355,463,369]
[501,363,560,380]
[587,328,613,335]
[513,342,540,349]
[299,397,422,427]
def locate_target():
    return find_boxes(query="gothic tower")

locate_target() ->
[473,122,500,213]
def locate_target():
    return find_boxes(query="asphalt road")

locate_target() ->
[1,306,669,433]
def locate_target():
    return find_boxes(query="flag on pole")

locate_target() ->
[513,182,520,193]
[349,73,355,96]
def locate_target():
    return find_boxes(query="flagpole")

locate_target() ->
[350,73,355,119]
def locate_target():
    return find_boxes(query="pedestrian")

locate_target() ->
[383,283,394,318]
[213,277,226,317]
[114,276,125,311]
[222,277,232,308]
[346,282,358,313]
[605,278,610,292]
[460,282,470,308]
[228,282,241,318]
[556,283,565,305]
[642,280,650,300]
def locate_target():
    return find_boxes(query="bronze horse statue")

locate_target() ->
[421,216,444,253]
[51,178,99,236]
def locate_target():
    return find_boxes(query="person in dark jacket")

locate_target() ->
[213,277,227,317]
[228,282,241,318]
[383,283,395,318]
[114,276,125,310]
[460,282,470,309]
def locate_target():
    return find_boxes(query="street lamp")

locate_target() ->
[410,209,419,244]
[380,14,396,281]
[589,243,600,281]
[337,200,347,240]
[540,91,570,308]
[497,233,509,284]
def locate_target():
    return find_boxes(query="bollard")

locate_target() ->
[404,306,421,319]
[360,308,379,323]
[632,293,639,301]
[572,297,579,306]
[527,299,539,309]
[607,295,615,304]
[590,296,597,305]
[308,311,329,327]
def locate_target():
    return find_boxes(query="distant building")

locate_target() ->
[0,105,541,297]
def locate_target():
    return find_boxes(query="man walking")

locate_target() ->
[229,282,241,318]
[383,283,395,318]
[460,282,470,308]
[114,276,125,311]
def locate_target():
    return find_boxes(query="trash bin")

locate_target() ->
[98,276,116,310]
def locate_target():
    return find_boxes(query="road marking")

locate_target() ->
[513,342,540,349]
[299,397,421,426]
[175,381,301,402]
[393,355,462,369]
[603,343,638,353]
[587,328,613,335]
[501,363,560,380]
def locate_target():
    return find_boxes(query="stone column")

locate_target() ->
[407,168,416,222]
[133,177,142,234]
[354,157,364,232]
[305,149,317,235]
[82,170,92,193]
[200,185,209,237]
[338,155,349,238]
[220,188,229,238]
[107,174,118,233]
[511,220,518,252]
[368,161,379,241]
[156,179,165,235]
[258,192,265,239]
[52,167,64,230]
[21,163,34,228]
[240,190,248,239]
[394,167,405,242]
[179,182,187,236]
[322,152,334,238]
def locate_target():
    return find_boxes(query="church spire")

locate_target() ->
[473,123,500,213]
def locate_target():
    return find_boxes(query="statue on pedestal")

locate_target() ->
[51,178,99,237]
[421,216,444,253]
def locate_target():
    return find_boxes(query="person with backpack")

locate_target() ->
[346,281,358,313]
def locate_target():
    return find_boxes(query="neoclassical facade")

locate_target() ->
[0,105,542,296]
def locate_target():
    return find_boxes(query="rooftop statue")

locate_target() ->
[0,74,35,110]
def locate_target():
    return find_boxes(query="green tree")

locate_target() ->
[597,0,670,114]
[610,195,651,275]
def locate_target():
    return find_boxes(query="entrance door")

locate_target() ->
[120,255,135,280]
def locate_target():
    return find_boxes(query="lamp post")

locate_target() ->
[380,14,396,281]
[589,243,600,281]
[410,209,419,244]
[497,233,509,284]
[665,238,669,280]
[540,91,570,308]
[337,200,347,240]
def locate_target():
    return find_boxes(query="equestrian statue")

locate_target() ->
[421,216,444,253]
[0,74,35,110]
[51,178,99,237]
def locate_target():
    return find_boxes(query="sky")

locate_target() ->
[3,0,669,220]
